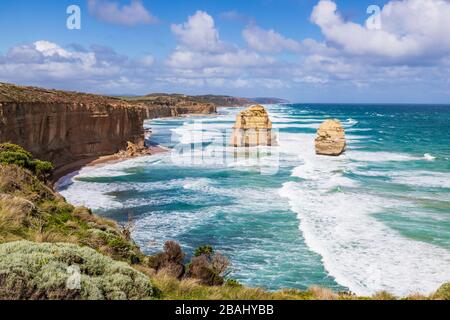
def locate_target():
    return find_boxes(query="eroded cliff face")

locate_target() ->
[0,83,216,178]
[0,100,145,171]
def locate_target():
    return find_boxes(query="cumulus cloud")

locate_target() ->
[167,11,274,71]
[171,10,226,53]
[0,40,155,93]
[161,11,289,92]
[88,0,158,26]
[242,25,302,53]
[311,0,450,60]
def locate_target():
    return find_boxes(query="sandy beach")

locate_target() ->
[52,143,169,187]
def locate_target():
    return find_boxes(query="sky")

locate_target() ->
[0,0,450,103]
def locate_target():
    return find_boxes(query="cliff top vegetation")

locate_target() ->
[0,82,278,108]
[0,82,130,105]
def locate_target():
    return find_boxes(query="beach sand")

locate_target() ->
[52,144,169,187]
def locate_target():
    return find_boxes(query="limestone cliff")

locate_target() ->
[125,94,217,118]
[0,84,146,175]
[0,83,217,178]
[315,119,346,156]
[230,105,277,147]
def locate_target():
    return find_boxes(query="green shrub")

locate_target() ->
[0,241,154,300]
[0,143,33,158]
[33,160,54,180]
[0,143,53,181]
[225,279,242,288]
[194,245,214,257]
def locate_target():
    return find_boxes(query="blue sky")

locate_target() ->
[1,0,449,103]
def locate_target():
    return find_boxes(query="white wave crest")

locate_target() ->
[279,181,450,296]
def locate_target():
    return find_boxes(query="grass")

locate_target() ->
[149,271,445,301]
[0,164,144,265]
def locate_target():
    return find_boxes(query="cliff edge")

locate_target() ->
[0,83,217,179]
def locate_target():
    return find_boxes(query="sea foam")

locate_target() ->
[277,129,450,296]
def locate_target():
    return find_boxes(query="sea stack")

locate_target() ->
[315,119,346,156]
[230,105,277,147]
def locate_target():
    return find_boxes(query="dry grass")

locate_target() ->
[151,270,313,300]
[404,293,428,300]
[371,291,398,300]
[307,286,340,300]
[0,164,143,265]
[149,270,446,301]
[34,230,78,244]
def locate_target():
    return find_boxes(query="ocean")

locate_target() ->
[57,103,450,296]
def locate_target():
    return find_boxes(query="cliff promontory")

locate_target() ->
[315,119,346,156]
[0,83,217,178]
[0,83,146,177]
[230,105,277,147]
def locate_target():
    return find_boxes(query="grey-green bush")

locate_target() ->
[0,241,154,300]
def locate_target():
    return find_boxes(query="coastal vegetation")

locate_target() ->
[0,241,154,300]
[0,144,449,300]
[0,143,53,182]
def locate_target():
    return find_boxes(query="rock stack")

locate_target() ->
[230,105,277,147]
[315,119,346,156]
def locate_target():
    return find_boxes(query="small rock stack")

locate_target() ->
[230,105,277,147]
[315,119,346,156]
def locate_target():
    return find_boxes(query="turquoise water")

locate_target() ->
[58,104,450,296]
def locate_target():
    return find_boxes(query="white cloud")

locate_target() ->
[88,0,158,26]
[171,10,224,52]
[167,11,274,72]
[311,0,450,60]
[242,25,302,53]
[34,41,97,66]
[137,55,155,67]
[0,41,155,93]
[162,11,292,91]
[167,48,273,69]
